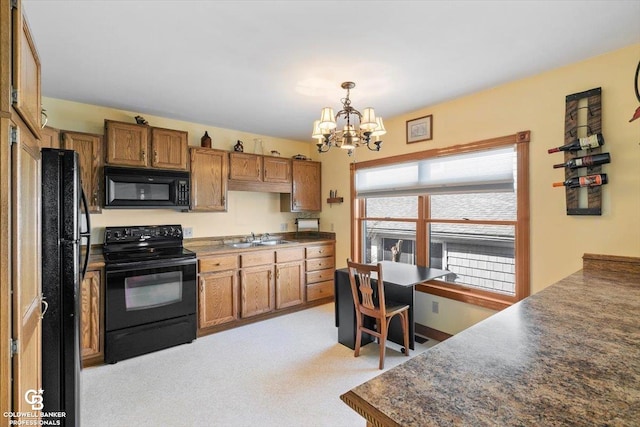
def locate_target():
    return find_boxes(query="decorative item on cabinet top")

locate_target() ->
[234,140,244,152]
[134,115,149,125]
[201,131,212,148]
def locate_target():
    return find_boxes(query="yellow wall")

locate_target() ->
[45,43,640,335]
[42,98,315,243]
[321,43,640,334]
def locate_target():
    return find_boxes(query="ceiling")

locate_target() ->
[22,1,640,143]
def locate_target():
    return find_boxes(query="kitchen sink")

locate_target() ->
[258,240,292,246]
[227,242,254,249]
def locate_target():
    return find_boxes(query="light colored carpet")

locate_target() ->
[81,303,438,426]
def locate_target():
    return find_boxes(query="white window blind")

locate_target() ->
[355,146,516,198]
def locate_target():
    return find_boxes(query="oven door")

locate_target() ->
[105,257,196,332]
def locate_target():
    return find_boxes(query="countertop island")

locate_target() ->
[340,254,640,426]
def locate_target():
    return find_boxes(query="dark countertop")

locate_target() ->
[340,258,640,426]
[86,234,335,267]
[337,261,450,287]
[186,237,334,257]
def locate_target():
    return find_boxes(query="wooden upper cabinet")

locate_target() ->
[151,127,188,170]
[62,130,103,213]
[263,156,291,183]
[229,152,262,181]
[40,126,60,149]
[105,120,149,167]
[290,160,321,212]
[11,4,41,137]
[190,147,228,212]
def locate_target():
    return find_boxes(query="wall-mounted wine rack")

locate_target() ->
[562,87,604,215]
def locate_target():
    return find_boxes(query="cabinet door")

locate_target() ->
[263,156,291,183]
[276,261,305,309]
[229,152,262,181]
[10,118,42,423]
[291,160,321,211]
[240,265,274,318]
[40,126,60,149]
[190,147,228,211]
[11,6,41,137]
[199,270,238,328]
[63,131,103,213]
[151,127,188,170]
[105,120,149,167]
[80,269,102,365]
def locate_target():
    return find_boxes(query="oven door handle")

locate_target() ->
[105,256,196,273]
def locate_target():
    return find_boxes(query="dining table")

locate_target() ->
[334,260,450,351]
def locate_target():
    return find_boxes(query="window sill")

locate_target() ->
[416,281,513,311]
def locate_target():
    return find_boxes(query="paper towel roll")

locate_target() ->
[297,219,319,231]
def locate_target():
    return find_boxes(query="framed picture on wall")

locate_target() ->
[406,114,433,144]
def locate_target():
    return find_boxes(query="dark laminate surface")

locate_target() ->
[372,261,451,286]
[341,267,640,426]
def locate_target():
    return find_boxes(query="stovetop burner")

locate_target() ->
[103,225,193,263]
[103,247,195,263]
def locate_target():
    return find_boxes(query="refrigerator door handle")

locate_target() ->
[79,188,92,281]
[40,296,49,319]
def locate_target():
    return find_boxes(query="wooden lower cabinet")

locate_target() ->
[276,261,305,309]
[199,270,238,328]
[306,242,336,301]
[275,247,305,309]
[80,268,103,366]
[240,265,275,318]
[195,241,335,336]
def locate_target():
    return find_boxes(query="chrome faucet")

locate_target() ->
[251,232,256,242]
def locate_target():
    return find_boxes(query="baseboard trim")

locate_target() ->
[415,323,452,342]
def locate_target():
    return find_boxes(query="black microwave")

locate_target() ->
[104,166,190,209]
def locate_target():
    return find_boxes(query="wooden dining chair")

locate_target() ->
[346,259,410,369]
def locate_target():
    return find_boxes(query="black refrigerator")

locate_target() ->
[41,148,91,427]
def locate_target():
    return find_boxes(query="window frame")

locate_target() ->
[350,131,530,310]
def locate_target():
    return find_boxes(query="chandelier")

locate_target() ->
[312,82,386,156]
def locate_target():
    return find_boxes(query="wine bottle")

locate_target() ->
[552,173,608,188]
[548,133,604,153]
[553,152,611,169]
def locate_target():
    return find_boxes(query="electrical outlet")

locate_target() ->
[331,223,334,231]
[280,223,288,231]
[432,301,439,314]
[183,227,193,238]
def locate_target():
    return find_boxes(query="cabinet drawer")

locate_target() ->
[276,247,304,263]
[199,255,238,273]
[306,268,334,284]
[306,244,334,259]
[307,280,334,301]
[241,250,274,267]
[306,256,335,272]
